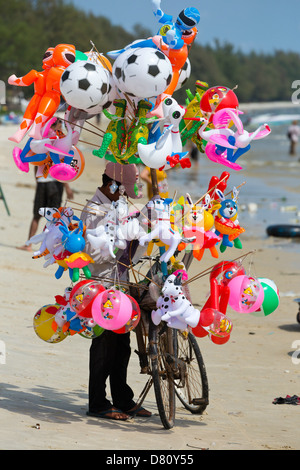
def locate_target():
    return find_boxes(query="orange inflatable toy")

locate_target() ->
[149,28,197,117]
[8,47,54,143]
[8,44,76,143]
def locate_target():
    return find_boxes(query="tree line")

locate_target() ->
[1,0,299,105]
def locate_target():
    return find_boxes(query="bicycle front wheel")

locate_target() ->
[149,322,176,429]
[174,330,209,414]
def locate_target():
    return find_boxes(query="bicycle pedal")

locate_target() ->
[192,398,209,405]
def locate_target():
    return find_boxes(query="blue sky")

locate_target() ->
[69,0,300,54]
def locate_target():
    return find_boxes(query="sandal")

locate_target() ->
[125,405,152,418]
[86,407,130,421]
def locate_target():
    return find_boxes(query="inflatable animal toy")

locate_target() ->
[138,97,189,170]
[152,270,200,329]
[198,108,271,170]
[54,219,94,282]
[139,197,194,263]
[178,193,221,261]
[213,187,245,252]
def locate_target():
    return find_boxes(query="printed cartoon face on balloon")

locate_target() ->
[69,280,105,318]
[210,260,246,288]
[200,86,239,122]
[92,289,133,331]
[203,308,233,338]
[228,275,264,313]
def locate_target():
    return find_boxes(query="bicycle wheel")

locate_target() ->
[149,321,176,429]
[174,330,209,414]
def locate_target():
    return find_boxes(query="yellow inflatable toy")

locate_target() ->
[33,304,68,343]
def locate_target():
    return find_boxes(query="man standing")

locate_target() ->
[81,162,151,421]
[287,120,300,156]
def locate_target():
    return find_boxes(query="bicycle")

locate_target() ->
[129,253,209,430]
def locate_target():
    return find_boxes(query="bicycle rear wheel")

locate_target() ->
[149,322,176,429]
[174,330,209,414]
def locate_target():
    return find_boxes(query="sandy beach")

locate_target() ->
[1,118,300,451]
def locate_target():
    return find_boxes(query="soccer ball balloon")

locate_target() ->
[113,47,173,99]
[60,60,111,111]
[85,72,118,114]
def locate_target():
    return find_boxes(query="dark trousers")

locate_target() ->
[88,330,135,413]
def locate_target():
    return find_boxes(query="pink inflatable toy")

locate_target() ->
[92,288,132,330]
[228,275,264,313]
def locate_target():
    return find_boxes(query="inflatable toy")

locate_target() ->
[60,60,111,111]
[8,47,55,143]
[9,44,76,142]
[200,86,239,121]
[228,275,264,313]
[139,198,187,263]
[12,117,85,181]
[69,280,106,318]
[151,270,200,330]
[92,288,133,330]
[198,108,271,170]
[210,260,246,287]
[33,304,68,343]
[112,47,173,99]
[177,193,221,261]
[251,278,280,317]
[54,219,94,282]
[93,99,155,164]
[26,207,76,265]
[113,295,141,334]
[213,187,245,251]
[138,97,189,170]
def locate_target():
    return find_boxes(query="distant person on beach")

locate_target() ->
[80,162,152,421]
[186,140,199,167]
[287,120,300,156]
[17,119,74,251]
[140,166,169,199]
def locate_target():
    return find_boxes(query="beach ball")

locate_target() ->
[33,304,68,343]
[251,278,280,317]
[228,275,264,313]
[92,288,133,331]
[113,295,141,334]
[210,260,246,287]
[200,86,239,121]
[70,280,105,318]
